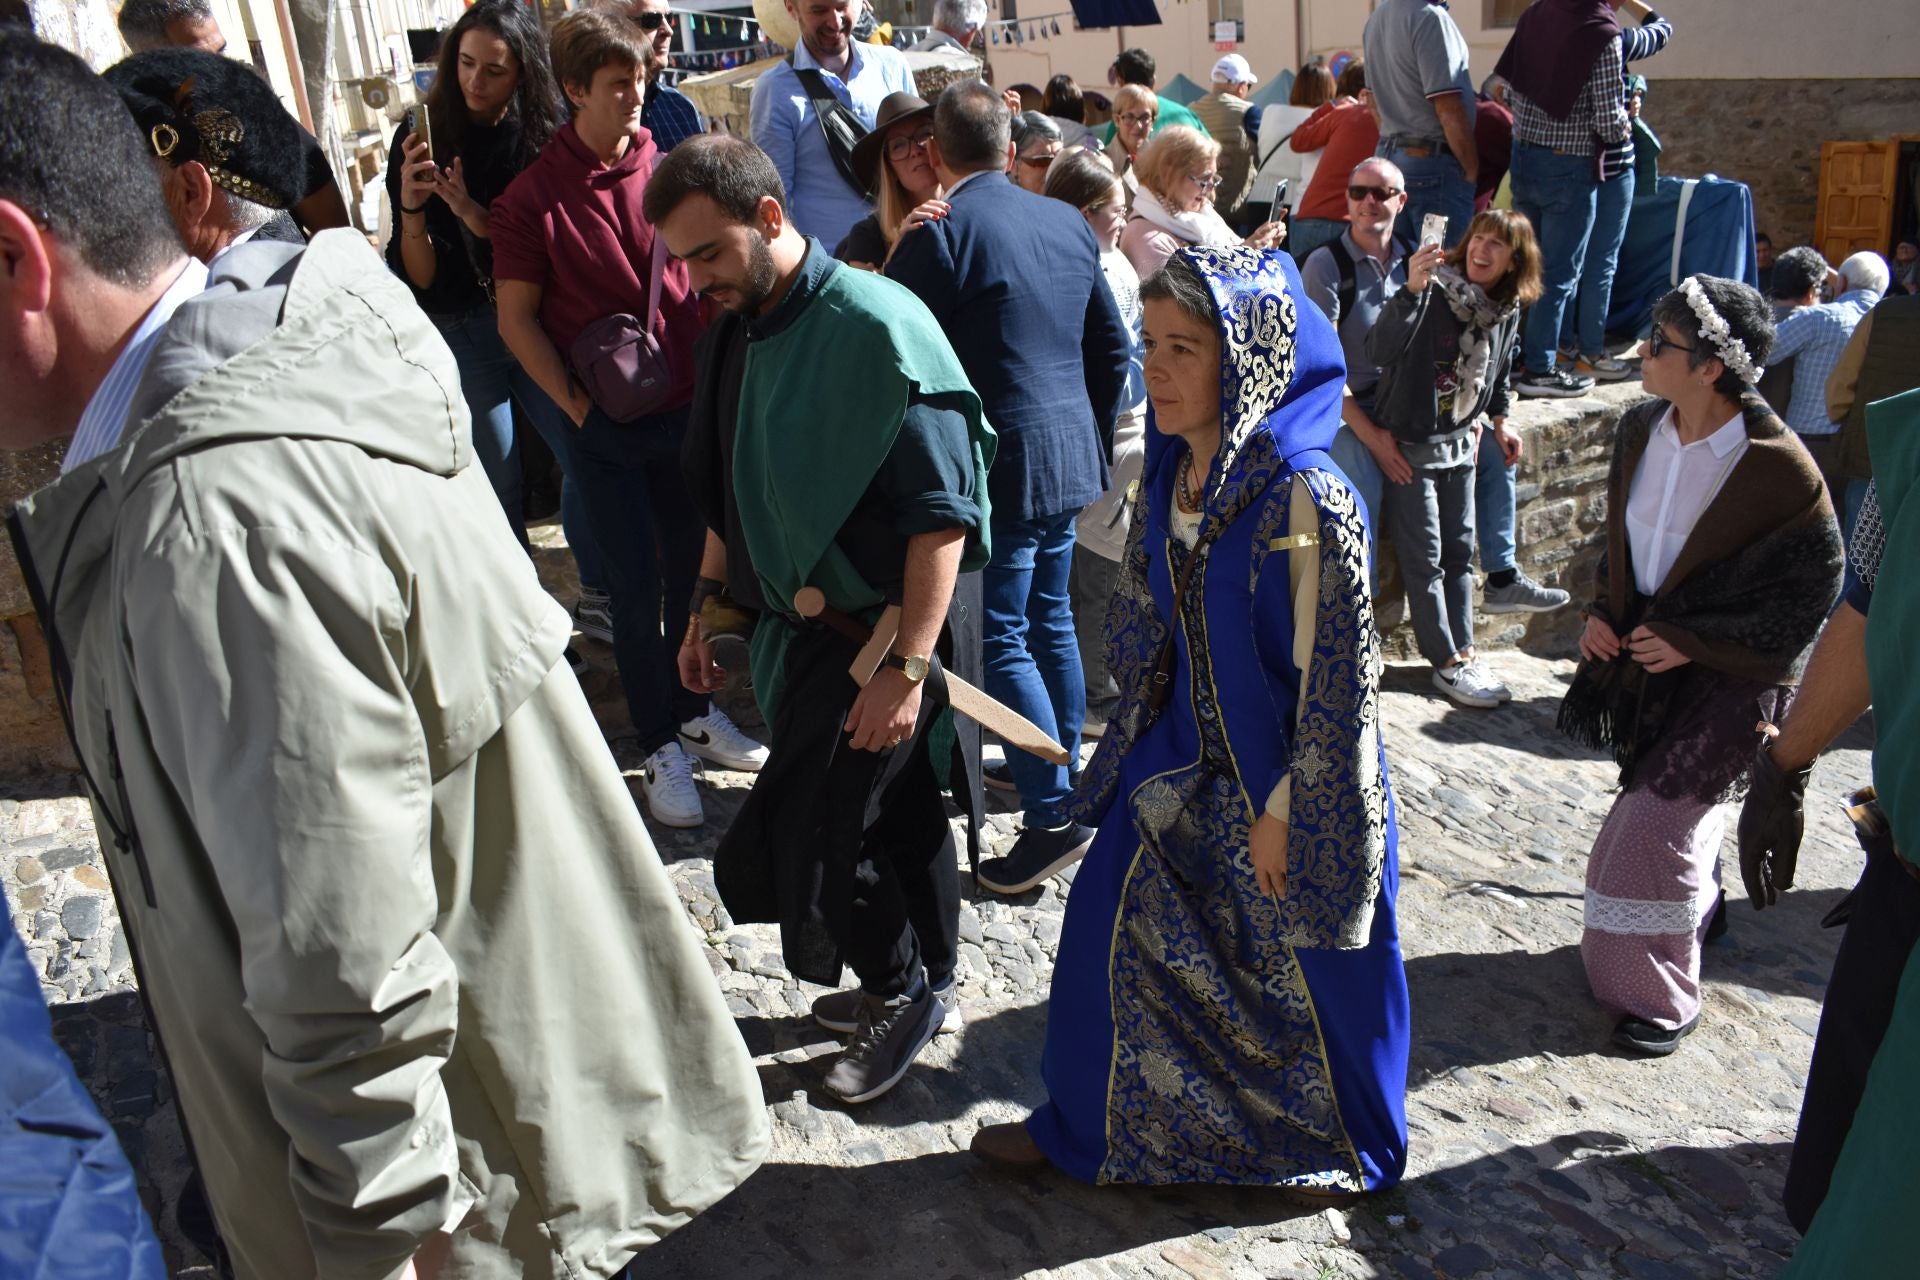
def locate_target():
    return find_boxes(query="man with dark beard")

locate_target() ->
[644,134,993,1105]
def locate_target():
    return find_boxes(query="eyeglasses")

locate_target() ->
[1647,328,1696,357]
[1117,111,1155,126]
[1347,184,1402,204]
[632,9,669,30]
[885,126,934,161]
[1187,172,1223,190]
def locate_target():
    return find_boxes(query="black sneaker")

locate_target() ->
[822,984,942,1104]
[1612,1014,1699,1056]
[1516,368,1595,398]
[982,762,1018,792]
[977,822,1096,895]
[815,975,961,1035]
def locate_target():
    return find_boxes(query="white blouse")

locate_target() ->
[1625,407,1749,596]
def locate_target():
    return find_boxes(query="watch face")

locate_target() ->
[902,655,930,682]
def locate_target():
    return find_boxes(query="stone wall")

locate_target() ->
[1649,77,1920,250]
[1,443,76,777]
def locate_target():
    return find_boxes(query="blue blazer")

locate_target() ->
[887,171,1132,523]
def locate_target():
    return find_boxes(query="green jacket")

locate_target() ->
[6,233,766,1280]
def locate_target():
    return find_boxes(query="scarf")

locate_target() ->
[1430,264,1512,425]
[1557,394,1843,786]
[1128,185,1241,252]
[1493,0,1622,120]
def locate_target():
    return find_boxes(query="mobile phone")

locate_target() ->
[1272,178,1289,213]
[410,106,434,164]
[1419,212,1448,250]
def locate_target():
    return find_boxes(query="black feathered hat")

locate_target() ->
[104,48,306,211]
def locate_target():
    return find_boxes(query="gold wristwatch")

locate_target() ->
[884,652,931,683]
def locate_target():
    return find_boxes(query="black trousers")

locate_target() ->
[715,621,960,996]
[1784,799,1920,1233]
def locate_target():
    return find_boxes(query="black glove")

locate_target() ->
[1737,742,1811,909]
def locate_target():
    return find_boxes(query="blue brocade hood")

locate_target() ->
[1143,246,1348,529]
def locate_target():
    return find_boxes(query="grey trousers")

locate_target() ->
[1384,462,1477,667]
[1070,544,1122,721]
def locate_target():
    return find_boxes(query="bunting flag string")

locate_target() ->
[653,6,1077,70]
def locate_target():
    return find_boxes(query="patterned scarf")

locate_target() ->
[1429,264,1513,425]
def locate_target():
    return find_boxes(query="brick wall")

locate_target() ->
[1648,77,1920,250]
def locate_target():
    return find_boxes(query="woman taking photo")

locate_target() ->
[1103,84,1156,188]
[1120,126,1285,280]
[1561,276,1841,1056]
[385,0,561,541]
[837,91,942,271]
[971,246,1409,1202]
[1367,208,1542,710]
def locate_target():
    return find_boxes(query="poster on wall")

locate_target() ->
[1213,20,1236,51]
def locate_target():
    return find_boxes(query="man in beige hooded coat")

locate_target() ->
[0,32,765,1279]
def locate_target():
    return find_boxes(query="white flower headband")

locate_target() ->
[1680,275,1765,385]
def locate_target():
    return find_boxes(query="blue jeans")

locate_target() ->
[520,386,706,752]
[1560,167,1636,358]
[1474,423,1518,574]
[983,508,1084,827]
[1289,216,1348,266]
[1382,145,1475,252]
[1329,422,1384,594]
[433,306,525,545]
[516,371,607,594]
[1511,141,1601,373]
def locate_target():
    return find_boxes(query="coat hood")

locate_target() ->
[10,230,471,595]
[1143,245,1347,535]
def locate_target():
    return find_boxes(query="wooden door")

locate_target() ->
[1816,141,1897,263]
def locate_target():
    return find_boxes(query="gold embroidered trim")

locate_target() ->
[1267,532,1319,552]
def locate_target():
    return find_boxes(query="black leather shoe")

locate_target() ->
[977,822,1095,895]
[1613,1014,1699,1056]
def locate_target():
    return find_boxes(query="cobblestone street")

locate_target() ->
[4,638,1873,1279]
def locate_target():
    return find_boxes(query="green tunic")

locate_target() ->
[732,263,995,720]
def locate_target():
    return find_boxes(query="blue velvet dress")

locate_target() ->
[1027,247,1411,1192]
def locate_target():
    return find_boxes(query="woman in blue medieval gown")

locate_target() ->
[970,245,1410,1198]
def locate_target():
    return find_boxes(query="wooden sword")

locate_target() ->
[790,586,1071,766]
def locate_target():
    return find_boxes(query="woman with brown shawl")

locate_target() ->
[1560,275,1842,1056]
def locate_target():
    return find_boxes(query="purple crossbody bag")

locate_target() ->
[567,230,680,423]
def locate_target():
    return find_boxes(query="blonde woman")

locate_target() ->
[1120,125,1285,279]
[1103,83,1156,186]
[836,91,945,270]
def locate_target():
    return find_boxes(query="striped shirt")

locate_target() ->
[1772,289,1883,436]
[1599,12,1674,182]
[62,257,210,473]
[1510,37,1630,157]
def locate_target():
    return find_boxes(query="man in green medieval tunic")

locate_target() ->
[644,135,995,1105]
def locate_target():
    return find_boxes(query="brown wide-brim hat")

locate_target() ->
[851,91,936,195]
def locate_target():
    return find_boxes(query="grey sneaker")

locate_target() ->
[815,975,962,1036]
[1482,571,1572,614]
[821,984,941,1104]
[1433,662,1504,709]
[1515,368,1594,398]
[572,588,614,644]
[1574,353,1635,382]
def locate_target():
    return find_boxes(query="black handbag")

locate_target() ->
[789,56,871,198]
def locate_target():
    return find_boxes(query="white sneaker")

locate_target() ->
[1467,660,1512,703]
[641,741,704,827]
[1433,662,1503,709]
[679,708,769,772]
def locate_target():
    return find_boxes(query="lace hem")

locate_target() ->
[1584,889,1707,937]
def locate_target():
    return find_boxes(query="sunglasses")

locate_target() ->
[885,126,934,161]
[1018,151,1059,168]
[1187,172,1223,190]
[1117,111,1156,126]
[1347,184,1402,204]
[1647,328,1696,357]
[633,10,669,30]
